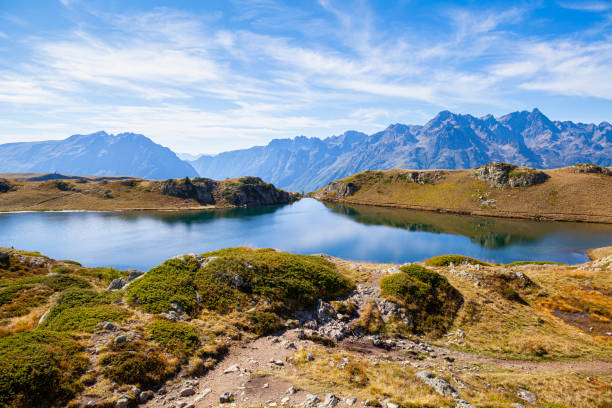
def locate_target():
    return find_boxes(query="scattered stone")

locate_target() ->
[115,396,130,408]
[263,383,269,388]
[455,400,476,408]
[127,270,145,281]
[386,402,399,408]
[220,392,234,403]
[306,353,314,361]
[224,364,240,374]
[180,387,196,397]
[113,335,128,344]
[512,404,526,408]
[321,393,339,407]
[270,359,284,366]
[139,390,154,402]
[303,394,320,407]
[345,397,357,406]
[456,328,466,339]
[287,386,297,395]
[194,388,212,402]
[281,397,290,404]
[517,388,536,405]
[416,371,458,398]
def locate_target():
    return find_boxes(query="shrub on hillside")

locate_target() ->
[147,319,200,357]
[380,265,463,335]
[424,255,490,267]
[0,330,88,408]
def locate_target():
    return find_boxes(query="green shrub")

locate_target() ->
[127,257,200,315]
[74,267,127,284]
[51,266,72,274]
[60,260,82,266]
[39,289,129,332]
[128,248,354,318]
[380,266,463,336]
[99,350,172,386]
[194,248,354,314]
[424,255,490,267]
[0,331,88,408]
[247,310,282,336]
[147,320,200,357]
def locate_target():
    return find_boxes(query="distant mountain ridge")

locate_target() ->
[191,108,611,192]
[0,131,198,179]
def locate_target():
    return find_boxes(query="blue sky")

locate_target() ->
[1,0,611,154]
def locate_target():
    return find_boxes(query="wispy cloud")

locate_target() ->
[1,1,611,152]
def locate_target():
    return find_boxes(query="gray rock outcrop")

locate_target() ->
[472,162,548,188]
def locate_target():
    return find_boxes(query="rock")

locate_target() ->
[287,386,297,394]
[321,393,339,407]
[263,383,269,388]
[0,251,9,263]
[185,405,195,408]
[128,270,144,281]
[100,321,117,331]
[115,396,130,408]
[316,299,336,323]
[416,371,457,398]
[180,387,196,397]
[194,388,212,403]
[472,162,548,188]
[113,335,128,344]
[455,400,476,408]
[303,394,320,407]
[0,179,12,193]
[108,277,128,290]
[569,163,612,175]
[456,328,466,339]
[219,392,234,403]
[139,390,154,402]
[224,364,240,373]
[386,402,399,408]
[345,398,357,406]
[270,359,284,366]
[281,397,290,404]
[313,180,360,199]
[512,404,526,408]
[517,388,536,405]
[161,178,216,205]
[306,353,314,361]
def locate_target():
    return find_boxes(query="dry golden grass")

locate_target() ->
[314,167,612,223]
[431,264,612,360]
[589,246,612,260]
[283,346,453,407]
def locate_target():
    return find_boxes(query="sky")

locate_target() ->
[1,0,611,154]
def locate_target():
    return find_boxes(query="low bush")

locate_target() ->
[247,310,283,336]
[352,300,385,335]
[0,330,88,408]
[99,350,172,386]
[424,255,490,267]
[147,320,200,357]
[128,248,354,319]
[39,289,129,332]
[380,266,463,335]
[74,267,127,284]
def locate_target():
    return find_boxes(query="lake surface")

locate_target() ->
[1,198,611,270]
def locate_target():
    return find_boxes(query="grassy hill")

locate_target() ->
[312,163,612,223]
[0,174,299,212]
[0,246,610,407]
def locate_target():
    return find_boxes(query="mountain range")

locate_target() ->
[1,109,610,191]
[190,108,611,191]
[0,131,197,179]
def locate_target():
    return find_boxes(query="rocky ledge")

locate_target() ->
[161,176,300,207]
[568,163,612,175]
[472,162,549,188]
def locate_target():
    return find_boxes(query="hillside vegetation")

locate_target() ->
[0,246,610,407]
[0,175,299,212]
[312,162,612,223]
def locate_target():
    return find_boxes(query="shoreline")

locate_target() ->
[314,198,612,224]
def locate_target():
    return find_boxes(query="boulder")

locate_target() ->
[115,396,130,408]
[321,394,340,407]
[472,162,548,188]
[113,335,128,344]
[108,277,128,290]
[303,394,320,407]
[0,179,12,193]
[517,388,536,405]
[569,163,612,175]
[180,387,196,397]
[139,390,154,402]
[219,392,234,403]
[416,371,458,398]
